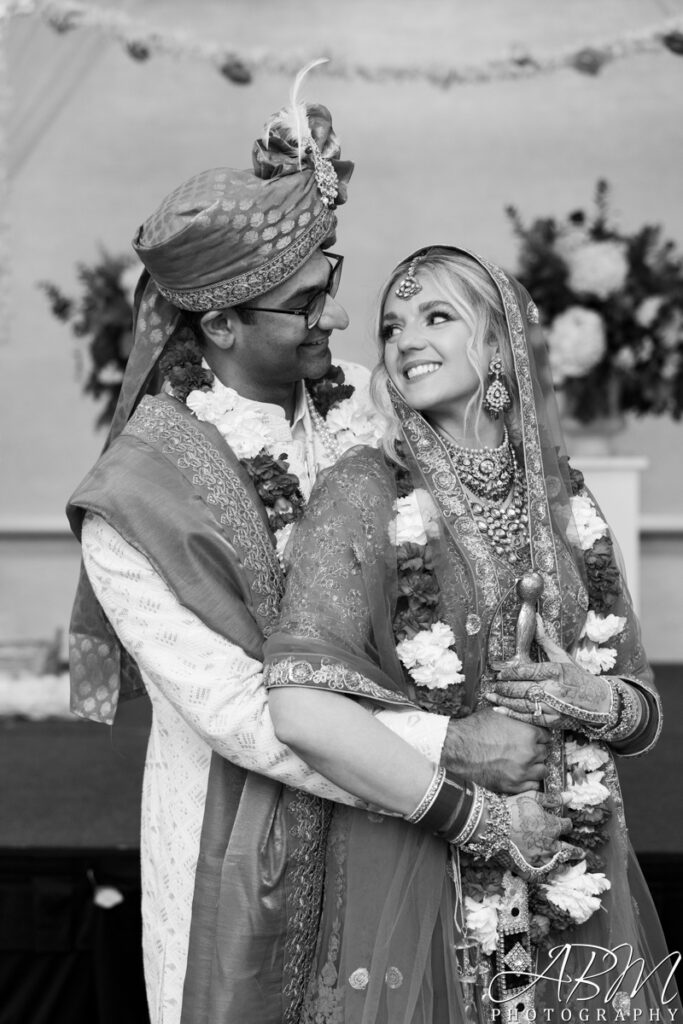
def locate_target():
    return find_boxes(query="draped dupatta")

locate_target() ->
[263,252,676,1022]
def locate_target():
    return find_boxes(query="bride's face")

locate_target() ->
[381,275,488,421]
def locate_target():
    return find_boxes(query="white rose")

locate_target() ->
[563,770,610,810]
[543,861,611,925]
[575,641,617,675]
[565,240,629,299]
[568,495,608,550]
[564,739,609,772]
[412,648,464,690]
[393,493,429,546]
[464,895,501,955]
[635,296,664,328]
[580,610,626,644]
[547,306,607,384]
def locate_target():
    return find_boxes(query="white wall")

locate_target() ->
[2,0,683,658]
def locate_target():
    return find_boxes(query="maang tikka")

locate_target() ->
[395,257,423,299]
[483,352,512,418]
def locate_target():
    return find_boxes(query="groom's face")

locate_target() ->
[229,250,349,389]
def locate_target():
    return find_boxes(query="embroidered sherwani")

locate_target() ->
[71,362,448,1024]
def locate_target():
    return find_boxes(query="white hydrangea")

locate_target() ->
[563,769,610,810]
[580,610,626,644]
[565,739,610,772]
[568,495,608,550]
[576,641,618,676]
[547,306,607,383]
[464,895,501,955]
[543,861,611,925]
[635,295,665,328]
[565,240,629,299]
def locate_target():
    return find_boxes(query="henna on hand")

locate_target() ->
[487,662,612,730]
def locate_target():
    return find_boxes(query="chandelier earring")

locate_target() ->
[482,352,512,419]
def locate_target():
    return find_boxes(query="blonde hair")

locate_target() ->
[370,249,521,463]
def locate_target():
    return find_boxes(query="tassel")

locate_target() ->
[264,57,329,167]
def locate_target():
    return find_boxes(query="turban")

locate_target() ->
[107,99,353,443]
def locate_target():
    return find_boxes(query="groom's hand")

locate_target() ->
[440,707,549,794]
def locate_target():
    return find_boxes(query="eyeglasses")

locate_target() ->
[237,252,344,330]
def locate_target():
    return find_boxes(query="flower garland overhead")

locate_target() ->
[3,1,683,88]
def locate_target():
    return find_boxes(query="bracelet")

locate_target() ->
[407,768,476,843]
[602,682,644,744]
[583,677,622,738]
[453,784,485,846]
[406,766,445,824]
[461,792,511,861]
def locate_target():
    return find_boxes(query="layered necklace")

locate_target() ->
[441,427,530,566]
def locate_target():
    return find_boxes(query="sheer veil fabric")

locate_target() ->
[264,250,679,1023]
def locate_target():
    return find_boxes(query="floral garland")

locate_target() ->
[160,333,383,561]
[389,459,624,961]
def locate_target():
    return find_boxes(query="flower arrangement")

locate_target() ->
[40,252,141,428]
[506,180,683,423]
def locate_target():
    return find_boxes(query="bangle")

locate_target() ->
[407,766,445,824]
[602,682,645,744]
[407,768,476,843]
[461,792,511,861]
[454,784,485,846]
[583,677,622,738]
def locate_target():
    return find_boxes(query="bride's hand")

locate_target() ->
[504,791,582,880]
[485,616,613,731]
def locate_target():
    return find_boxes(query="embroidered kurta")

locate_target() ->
[76,364,448,1024]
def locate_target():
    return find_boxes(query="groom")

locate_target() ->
[67,96,551,1024]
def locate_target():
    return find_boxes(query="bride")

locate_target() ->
[263,246,679,1023]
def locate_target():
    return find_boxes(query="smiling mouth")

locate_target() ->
[303,335,330,347]
[404,362,441,381]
